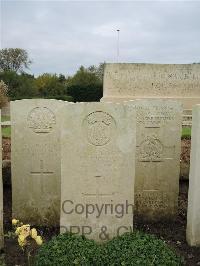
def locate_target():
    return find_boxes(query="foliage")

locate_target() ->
[67,65,103,102]
[35,73,67,98]
[87,62,105,82]
[67,84,102,102]
[0,254,5,266]
[0,59,104,101]
[0,71,37,99]
[35,232,183,266]
[0,48,32,73]
[9,219,43,266]
[35,232,101,266]
[0,80,8,108]
[0,71,74,101]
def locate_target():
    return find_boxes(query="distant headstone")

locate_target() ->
[11,99,66,226]
[0,111,4,249]
[127,100,182,220]
[60,103,136,242]
[102,63,200,110]
[187,105,200,246]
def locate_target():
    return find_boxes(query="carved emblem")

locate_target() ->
[27,107,56,133]
[138,135,163,162]
[83,111,116,146]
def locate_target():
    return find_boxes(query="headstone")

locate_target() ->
[127,100,182,220]
[102,63,200,111]
[60,103,136,242]
[11,99,66,226]
[187,105,200,246]
[0,111,4,249]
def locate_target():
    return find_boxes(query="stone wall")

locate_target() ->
[102,63,200,110]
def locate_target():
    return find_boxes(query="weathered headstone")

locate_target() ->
[60,103,136,242]
[187,105,200,246]
[11,99,66,226]
[102,63,200,111]
[0,111,4,249]
[127,100,182,220]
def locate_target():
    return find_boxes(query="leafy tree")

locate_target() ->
[0,48,32,73]
[58,74,66,83]
[0,71,37,99]
[35,73,68,99]
[87,62,105,81]
[0,80,8,107]
[67,65,103,102]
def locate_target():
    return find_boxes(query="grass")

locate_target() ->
[2,115,11,138]
[2,126,11,138]
[2,115,10,122]
[182,127,191,139]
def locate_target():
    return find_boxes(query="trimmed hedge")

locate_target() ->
[35,232,184,266]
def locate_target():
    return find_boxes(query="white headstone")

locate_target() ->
[11,99,66,226]
[127,100,182,220]
[60,102,136,242]
[187,105,200,246]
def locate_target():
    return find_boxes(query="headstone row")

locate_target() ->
[10,99,183,242]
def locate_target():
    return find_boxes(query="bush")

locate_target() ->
[35,232,183,266]
[35,232,102,266]
[67,84,102,102]
[66,66,103,102]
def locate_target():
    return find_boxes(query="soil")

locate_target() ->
[2,138,11,161]
[181,139,191,166]
[135,181,200,266]
[2,138,200,265]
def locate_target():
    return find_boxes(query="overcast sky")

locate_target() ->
[1,0,200,76]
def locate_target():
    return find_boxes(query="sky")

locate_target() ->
[1,0,200,76]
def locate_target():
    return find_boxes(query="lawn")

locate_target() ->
[1,115,11,138]
[1,116,10,122]
[182,127,191,138]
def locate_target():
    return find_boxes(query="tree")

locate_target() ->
[0,71,37,99]
[0,80,8,107]
[87,62,105,81]
[35,73,72,101]
[0,48,32,73]
[67,65,103,102]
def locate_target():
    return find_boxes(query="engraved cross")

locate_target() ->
[31,160,54,178]
[82,176,114,202]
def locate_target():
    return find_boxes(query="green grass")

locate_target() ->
[182,127,191,139]
[2,126,11,138]
[2,115,10,122]
[2,115,11,138]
